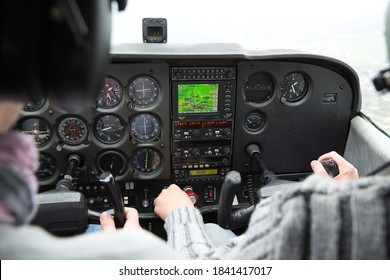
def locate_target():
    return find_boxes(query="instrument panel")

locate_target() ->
[16,44,360,222]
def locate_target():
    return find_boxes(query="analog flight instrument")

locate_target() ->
[244,73,274,103]
[57,116,89,145]
[36,153,57,181]
[130,113,161,141]
[132,148,161,174]
[97,77,123,109]
[23,98,46,112]
[97,151,127,177]
[18,117,52,146]
[280,72,308,103]
[94,114,126,144]
[128,76,160,107]
[244,111,266,132]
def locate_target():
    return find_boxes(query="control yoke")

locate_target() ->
[99,172,126,228]
[217,170,255,230]
[217,144,267,230]
[32,154,88,234]
[217,145,340,230]
[32,155,127,234]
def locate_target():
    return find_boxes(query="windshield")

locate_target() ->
[111,0,390,133]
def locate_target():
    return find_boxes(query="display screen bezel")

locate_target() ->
[172,81,227,120]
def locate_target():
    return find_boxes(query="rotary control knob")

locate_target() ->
[192,129,201,137]
[183,186,198,204]
[192,148,201,156]
[223,128,232,137]
[222,157,230,166]
[223,146,232,156]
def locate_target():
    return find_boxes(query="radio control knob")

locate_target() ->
[223,128,232,137]
[192,129,201,137]
[223,146,232,156]
[222,157,230,165]
[192,148,201,156]
[225,69,234,79]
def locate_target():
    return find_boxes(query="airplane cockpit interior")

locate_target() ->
[5,0,390,244]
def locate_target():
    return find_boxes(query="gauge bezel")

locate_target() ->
[36,152,57,181]
[244,72,275,104]
[97,150,127,177]
[279,72,309,104]
[93,114,126,144]
[97,76,124,109]
[57,116,89,146]
[129,113,161,142]
[127,76,160,108]
[23,98,47,112]
[132,147,162,174]
[17,117,52,147]
[244,111,267,132]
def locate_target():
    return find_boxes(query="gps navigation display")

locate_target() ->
[177,84,219,114]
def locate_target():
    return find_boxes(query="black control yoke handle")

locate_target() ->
[320,159,340,177]
[99,172,126,228]
[217,170,255,230]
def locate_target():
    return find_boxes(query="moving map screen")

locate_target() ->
[177,84,219,114]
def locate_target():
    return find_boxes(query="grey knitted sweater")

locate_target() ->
[164,175,390,259]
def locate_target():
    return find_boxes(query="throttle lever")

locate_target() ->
[320,159,340,177]
[99,172,126,228]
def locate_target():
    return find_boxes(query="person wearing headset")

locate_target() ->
[0,0,179,259]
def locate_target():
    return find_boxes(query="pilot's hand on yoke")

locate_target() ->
[100,207,142,231]
[311,151,359,182]
[153,184,194,221]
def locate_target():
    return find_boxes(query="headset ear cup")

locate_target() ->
[0,1,45,102]
[45,0,111,112]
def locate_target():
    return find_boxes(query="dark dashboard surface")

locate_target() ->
[18,43,360,222]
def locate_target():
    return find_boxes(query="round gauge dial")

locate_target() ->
[18,117,52,146]
[23,98,46,112]
[280,72,308,103]
[97,77,123,109]
[36,153,56,181]
[94,114,126,144]
[130,113,161,141]
[244,111,266,132]
[128,76,159,107]
[57,116,89,145]
[97,151,127,177]
[132,148,161,174]
[244,73,274,103]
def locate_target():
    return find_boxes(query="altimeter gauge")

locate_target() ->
[94,114,126,144]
